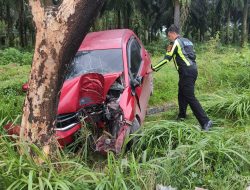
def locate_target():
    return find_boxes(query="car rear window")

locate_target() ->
[66,49,123,79]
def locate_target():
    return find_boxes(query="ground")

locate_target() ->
[0,41,250,189]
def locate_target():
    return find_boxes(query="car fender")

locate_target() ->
[119,86,136,122]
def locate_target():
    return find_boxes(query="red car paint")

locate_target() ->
[7,29,153,152]
[58,72,122,114]
[56,124,81,146]
[58,73,105,114]
[22,83,28,92]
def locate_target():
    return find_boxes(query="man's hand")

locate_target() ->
[166,44,173,52]
[151,64,156,72]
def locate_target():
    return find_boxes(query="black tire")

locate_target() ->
[127,118,141,150]
[52,0,62,5]
[130,118,141,134]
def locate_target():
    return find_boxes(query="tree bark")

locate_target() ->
[174,0,180,29]
[241,0,249,47]
[21,0,105,158]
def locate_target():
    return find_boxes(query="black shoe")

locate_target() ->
[176,116,185,122]
[202,120,213,131]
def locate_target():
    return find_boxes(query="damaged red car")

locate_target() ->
[10,29,153,154]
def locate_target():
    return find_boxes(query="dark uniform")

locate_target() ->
[153,36,210,127]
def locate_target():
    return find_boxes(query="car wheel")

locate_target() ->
[52,0,62,5]
[127,118,141,150]
[130,118,141,134]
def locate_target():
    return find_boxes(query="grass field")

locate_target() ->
[0,42,250,189]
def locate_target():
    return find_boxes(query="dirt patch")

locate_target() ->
[146,103,176,115]
[9,63,18,67]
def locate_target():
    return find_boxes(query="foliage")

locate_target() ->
[1,0,249,48]
[0,48,33,65]
[0,20,6,35]
[0,45,250,189]
[0,64,30,122]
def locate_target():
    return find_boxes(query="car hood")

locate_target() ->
[58,72,122,115]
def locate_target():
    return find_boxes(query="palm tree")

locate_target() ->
[241,0,249,47]
[174,0,180,28]
[173,0,191,33]
[219,0,244,44]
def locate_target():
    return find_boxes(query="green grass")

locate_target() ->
[0,64,30,124]
[0,44,250,189]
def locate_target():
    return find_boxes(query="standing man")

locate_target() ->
[152,24,212,131]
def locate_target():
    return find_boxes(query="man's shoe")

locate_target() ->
[176,116,185,122]
[202,120,213,131]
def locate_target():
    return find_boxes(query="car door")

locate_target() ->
[127,37,152,122]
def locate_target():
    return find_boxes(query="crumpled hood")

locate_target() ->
[58,72,122,115]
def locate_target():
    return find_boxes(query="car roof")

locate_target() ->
[78,29,134,51]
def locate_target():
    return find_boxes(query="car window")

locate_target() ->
[66,49,123,80]
[127,38,142,79]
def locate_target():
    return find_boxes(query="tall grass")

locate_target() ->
[1,45,250,189]
[202,90,250,125]
[1,122,250,189]
[131,121,250,189]
[0,136,103,190]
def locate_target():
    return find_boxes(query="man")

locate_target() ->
[152,24,212,131]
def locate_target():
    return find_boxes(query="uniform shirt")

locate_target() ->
[153,36,197,72]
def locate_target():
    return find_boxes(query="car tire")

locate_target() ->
[52,0,62,5]
[127,118,141,150]
[130,117,141,134]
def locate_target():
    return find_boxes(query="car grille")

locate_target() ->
[56,113,80,131]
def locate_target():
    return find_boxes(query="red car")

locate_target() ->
[11,29,153,154]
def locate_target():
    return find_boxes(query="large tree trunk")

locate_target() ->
[174,0,180,29]
[21,0,105,158]
[241,0,249,47]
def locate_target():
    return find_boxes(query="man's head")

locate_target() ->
[166,24,180,42]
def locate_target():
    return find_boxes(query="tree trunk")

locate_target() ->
[0,1,6,48]
[24,23,28,47]
[117,10,121,28]
[21,0,105,158]
[123,10,128,28]
[174,0,180,29]
[233,19,238,44]
[226,10,231,44]
[241,0,249,47]
[6,2,15,47]
[19,0,25,48]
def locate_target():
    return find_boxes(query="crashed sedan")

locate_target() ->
[7,29,153,154]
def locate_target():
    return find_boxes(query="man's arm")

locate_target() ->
[152,40,178,71]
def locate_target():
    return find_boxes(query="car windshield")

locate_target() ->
[66,49,123,79]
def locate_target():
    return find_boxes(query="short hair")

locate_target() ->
[167,24,179,34]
